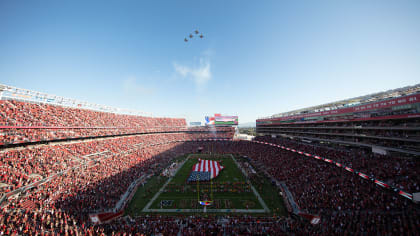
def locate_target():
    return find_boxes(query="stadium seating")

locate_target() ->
[184,140,419,235]
[2,138,418,235]
[0,100,187,145]
[255,136,419,193]
[1,99,418,235]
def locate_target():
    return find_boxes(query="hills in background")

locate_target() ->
[238,121,256,128]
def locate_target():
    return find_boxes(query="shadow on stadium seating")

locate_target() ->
[50,141,223,224]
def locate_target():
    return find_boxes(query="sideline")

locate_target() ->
[142,155,191,212]
[229,154,270,213]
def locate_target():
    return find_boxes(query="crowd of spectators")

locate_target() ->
[1,99,418,235]
[91,215,316,235]
[0,131,233,196]
[0,100,188,145]
[254,136,419,193]
[1,137,419,235]
[0,100,186,128]
[189,140,419,235]
[1,209,316,235]
[1,132,234,234]
[0,126,234,147]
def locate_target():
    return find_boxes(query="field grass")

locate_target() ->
[125,153,287,216]
[151,154,260,210]
[125,175,168,216]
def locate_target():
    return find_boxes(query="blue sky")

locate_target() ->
[1,0,419,124]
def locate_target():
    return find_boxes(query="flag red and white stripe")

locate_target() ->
[193,159,224,178]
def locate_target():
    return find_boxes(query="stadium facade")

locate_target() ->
[256,84,420,156]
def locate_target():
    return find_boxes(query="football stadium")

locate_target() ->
[1,84,419,234]
[1,1,420,235]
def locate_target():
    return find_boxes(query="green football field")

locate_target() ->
[125,154,287,216]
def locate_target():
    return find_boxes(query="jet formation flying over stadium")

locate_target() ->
[184,29,204,42]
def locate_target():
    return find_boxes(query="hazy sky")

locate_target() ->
[1,0,419,123]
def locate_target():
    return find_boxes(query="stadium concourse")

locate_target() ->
[0,94,419,235]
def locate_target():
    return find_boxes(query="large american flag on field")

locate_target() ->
[187,159,224,182]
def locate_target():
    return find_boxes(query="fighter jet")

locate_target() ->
[184,30,204,42]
